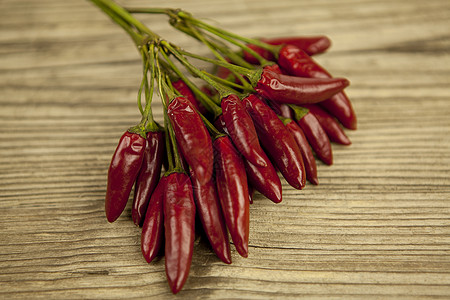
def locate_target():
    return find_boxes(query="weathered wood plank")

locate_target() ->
[0,0,449,299]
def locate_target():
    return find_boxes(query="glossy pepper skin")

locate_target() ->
[132,131,165,226]
[285,119,319,185]
[221,94,267,167]
[189,169,231,264]
[164,172,196,294]
[255,67,349,105]
[172,79,208,115]
[278,45,357,129]
[242,36,331,64]
[297,112,333,166]
[243,151,282,203]
[105,131,145,223]
[213,136,250,258]
[243,94,306,190]
[141,176,166,263]
[303,104,351,145]
[167,96,214,185]
[263,36,331,56]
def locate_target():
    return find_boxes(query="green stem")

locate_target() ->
[288,104,309,121]
[178,11,279,54]
[202,70,252,92]
[126,7,172,15]
[159,44,222,116]
[163,116,174,172]
[178,49,255,78]
[90,0,143,45]
[163,41,238,98]
[92,0,159,40]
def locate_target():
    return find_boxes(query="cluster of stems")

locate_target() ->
[91,0,280,171]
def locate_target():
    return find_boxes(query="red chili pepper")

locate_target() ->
[189,168,231,264]
[284,119,319,185]
[132,131,165,226]
[297,112,333,165]
[243,36,331,64]
[303,104,351,145]
[248,184,254,204]
[278,45,357,129]
[255,67,349,105]
[164,172,196,294]
[221,94,267,167]
[213,136,250,258]
[321,92,357,130]
[243,94,306,190]
[105,131,145,223]
[172,79,208,116]
[243,151,282,203]
[141,176,166,263]
[263,36,331,56]
[167,96,214,185]
[213,114,228,134]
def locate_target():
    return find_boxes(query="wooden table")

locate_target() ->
[1,0,449,298]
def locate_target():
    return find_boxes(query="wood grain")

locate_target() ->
[1,0,449,299]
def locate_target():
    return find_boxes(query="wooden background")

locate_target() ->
[1,0,449,298]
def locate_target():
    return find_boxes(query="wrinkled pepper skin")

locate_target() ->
[222,94,267,167]
[303,104,351,145]
[285,120,319,185]
[172,79,208,115]
[167,97,214,185]
[213,136,250,258]
[255,67,349,105]
[243,151,282,203]
[243,94,306,190]
[213,114,229,134]
[164,172,196,294]
[242,36,331,64]
[105,131,145,223]
[297,112,333,166]
[141,176,166,263]
[132,131,165,226]
[278,45,357,129]
[189,169,231,264]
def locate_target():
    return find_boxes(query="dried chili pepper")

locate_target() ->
[132,131,165,226]
[243,94,305,190]
[243,36,331,64]
[221,94,267,167]
[105,131,146,223]
[296,111,333,166]
[172,79,208,115]
[278,44,357,129]
[213,114,228,134]
[167,96,214,185]
[164,172,196,294]
[189,168,231,264]
[213,136,250,258]
[141,176,166,263]
[263,36,331,56]
[303,104,351,145]
[248,184,254,204]
[255,67,349,105]
[284,119,319,185]
[321,92,357,130]
[243,151,282,203]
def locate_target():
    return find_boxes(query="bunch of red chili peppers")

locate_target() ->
[93,0,356,294]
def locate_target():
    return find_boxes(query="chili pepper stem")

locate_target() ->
[162,41,239,99]
[159,46,223,118]
[177,11,281,56]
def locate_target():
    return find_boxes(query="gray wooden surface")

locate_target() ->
[1,0,449,299]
